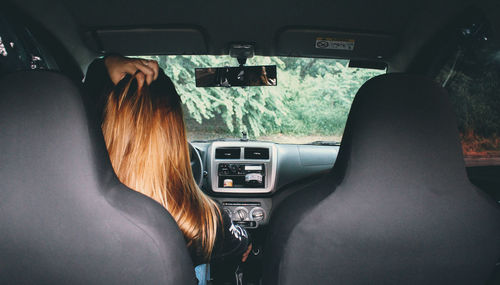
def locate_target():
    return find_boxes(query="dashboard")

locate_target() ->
[190,140,339,228]
[209,141,278,194]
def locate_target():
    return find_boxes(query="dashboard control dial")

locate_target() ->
[234,207,248,221]
[224,208,233,220]
[230,164,238,174]
[250,207,265,221]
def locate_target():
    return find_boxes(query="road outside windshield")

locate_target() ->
[142,55,384,144]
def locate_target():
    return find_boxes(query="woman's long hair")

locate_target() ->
[102,73,221,261]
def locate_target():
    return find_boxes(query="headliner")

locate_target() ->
[64,0,428,55]
[8,0,495,69]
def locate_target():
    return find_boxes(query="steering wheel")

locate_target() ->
[189,142,204,188]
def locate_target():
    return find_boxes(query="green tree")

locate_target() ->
[144,55,383,139]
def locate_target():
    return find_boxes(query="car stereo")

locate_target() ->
[209,142,277,194]
[218,163,266,188]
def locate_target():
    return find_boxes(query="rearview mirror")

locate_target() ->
[195,65,277,87]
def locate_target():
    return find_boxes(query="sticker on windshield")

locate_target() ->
[315,37,355,51]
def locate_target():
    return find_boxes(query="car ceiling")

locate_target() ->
[69,0,416,34]
[68,0,421,54]
[7,0,500,71]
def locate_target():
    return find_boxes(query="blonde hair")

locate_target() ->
[102,75,221,261]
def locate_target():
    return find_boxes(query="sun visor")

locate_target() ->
[88,28,207,55]
[276,28,397,60]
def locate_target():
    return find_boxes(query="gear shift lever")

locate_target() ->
[235,264,244,285]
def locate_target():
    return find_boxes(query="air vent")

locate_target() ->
[215,147,241,159]
[244,147,269,159]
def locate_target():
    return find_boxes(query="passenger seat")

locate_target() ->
[263,74,500,285]
[0,71,196,284]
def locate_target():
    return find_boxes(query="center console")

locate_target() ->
[209,141,277,194]
[208,141,277,228]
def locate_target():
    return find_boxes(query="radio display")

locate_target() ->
[245,165,262,171]
[218,163,265,188]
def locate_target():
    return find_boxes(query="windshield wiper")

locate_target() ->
[309,141,341,146]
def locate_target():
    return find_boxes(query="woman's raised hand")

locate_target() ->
[104,55,159,87]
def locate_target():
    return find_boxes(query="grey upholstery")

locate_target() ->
[0,71,196,284]
[263,74,500,284]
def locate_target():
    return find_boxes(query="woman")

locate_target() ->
[84,55,251,282]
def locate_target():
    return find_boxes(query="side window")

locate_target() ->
[433,13,500,167]
[0,10,56,77]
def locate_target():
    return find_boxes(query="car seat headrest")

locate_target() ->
[334,73,467,188]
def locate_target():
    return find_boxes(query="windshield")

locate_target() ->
[142,55,385,144]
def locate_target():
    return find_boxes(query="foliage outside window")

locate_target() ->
[434,18,500,166]
[143,55,384,144]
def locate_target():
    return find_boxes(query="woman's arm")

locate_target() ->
[83,54,160,95]
[82,58,114,121]
[104,55,158,86]
[82,55,159,120]
[212,208,252,262]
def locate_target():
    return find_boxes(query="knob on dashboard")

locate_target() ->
[250,207,265,222]
[224,208,233,220]
[236,210,247,221]
[229,164,238,174]
[234,207,248,221]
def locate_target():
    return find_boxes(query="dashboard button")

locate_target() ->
[229,164,238,174]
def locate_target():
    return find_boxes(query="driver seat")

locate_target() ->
[0,71,196,284]
[263,74,500,284]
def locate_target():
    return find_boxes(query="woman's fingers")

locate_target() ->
[134,60,156,85]
[104,55,160,85]
[148,60,159,80]
[135,72,146,89]
[139,59,159,80]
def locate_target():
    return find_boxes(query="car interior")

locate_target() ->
[1,0,500,284]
